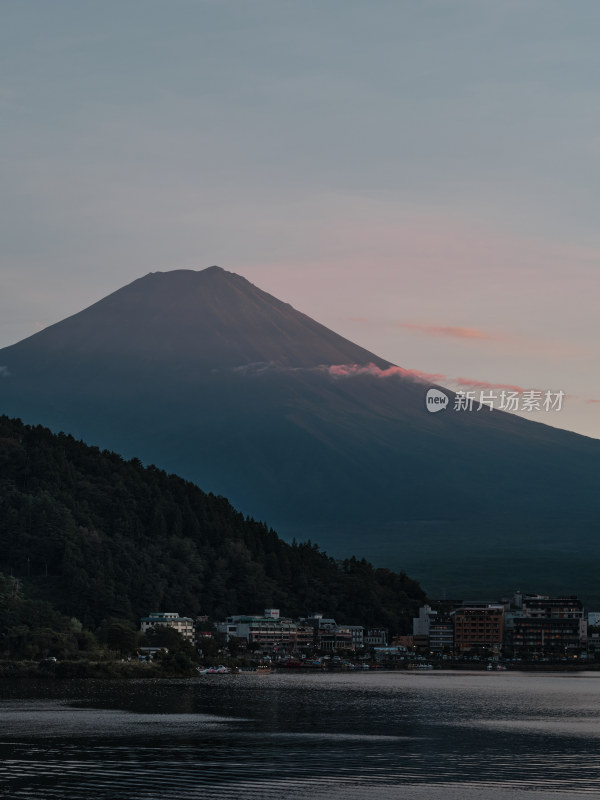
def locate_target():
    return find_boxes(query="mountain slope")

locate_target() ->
[1,267,599,601]
[3,267,389,369]
[0,415,425,629]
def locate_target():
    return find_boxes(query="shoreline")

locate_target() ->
[1,659,598,680]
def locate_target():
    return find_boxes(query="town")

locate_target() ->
[139,591,600,669]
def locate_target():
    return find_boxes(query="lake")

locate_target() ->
[1,670,599,799]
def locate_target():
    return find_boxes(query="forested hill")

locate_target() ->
[0,416,425,632]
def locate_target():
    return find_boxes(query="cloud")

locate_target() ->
[0,366,11,377]
[227,361,529,392]
[225,360,447,384]
[322,363,446,382]
[225,360,588,404]
[396,323,501,341]
[453,376,526,393]
[322,363,530,393]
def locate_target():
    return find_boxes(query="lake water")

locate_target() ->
[1,670,599,799]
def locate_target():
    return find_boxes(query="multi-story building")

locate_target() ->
[413,605,437,637]
[318,627,353,650]
[364,628,388,647]
[512,616,582,655]
[140,612,195,643]
[305,614,337,631]
[511,595,587,654]
[347,625,365,650]
[216,610,297,651]
[522,595,584,623]
[453,603,504,654]
[300,614,364,651]
[429,618,454,653]
[295,625,316,649]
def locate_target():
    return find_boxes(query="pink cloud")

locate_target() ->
[323,363,529,394]
[322,363,446,382]
[397,323,500,341]
[231,361,576,402]
[453,376,526,393]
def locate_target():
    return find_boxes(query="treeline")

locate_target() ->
[0,415,426,641]
[0,571,97,660]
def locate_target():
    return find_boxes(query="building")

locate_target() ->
[305,614,337,631]
[347,625,364,650]
[511,595,587,655]
[512,616,582,655]
[216,610,297,652]
[522,595,586,641]
[297,615,364,651]
[318,627,353,651]
[453,603,504,654]
[295,624,316,649]
[364,628,388,647]
[391,634,414,649]
[429,618,454,653]
[522,595,584,621]
[413,605,437,637]
[140,612,195,643]
[373,646,407,662]
[588,612,600,628]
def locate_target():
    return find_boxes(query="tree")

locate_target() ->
[98,618,139,657]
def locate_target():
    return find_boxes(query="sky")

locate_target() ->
[1,0,599,437]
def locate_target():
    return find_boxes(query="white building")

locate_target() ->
[216,610,298,651]
[413,605,437,636]
[140,612,195,643]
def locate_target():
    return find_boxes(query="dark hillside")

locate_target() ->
[0,416,425,631]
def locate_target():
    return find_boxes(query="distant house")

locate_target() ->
[140,612,195,643]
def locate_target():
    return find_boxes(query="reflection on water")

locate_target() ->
[1,671,599,799]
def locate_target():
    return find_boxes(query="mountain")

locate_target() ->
[0,415,425,632]
[8,267,388,370]
[1,267,599,601]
